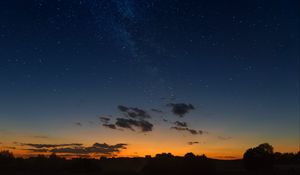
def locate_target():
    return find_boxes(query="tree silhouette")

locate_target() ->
[243,143,274,171]
[0,150,14,160]
[184,152,196,160]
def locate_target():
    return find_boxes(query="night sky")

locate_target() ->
[0,0,299,159]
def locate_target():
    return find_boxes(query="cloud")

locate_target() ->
[187,141,199,145]
[75,122,82,127]
[102,124,117,129]
[117,105,151,119]
[116,118,153,132]
[171,126,205,135]
[97,105,155,133]
[99,116,117,129]
[171,126,198,135]
[93,143,127,150]
[174,121,188,127]
[20,143,83,149]
[118,105,129,112]
[51,143,127,155]
[167,103,195,117]
[21,143,127,156]
[187,128,198,135]
[99,116,111,124]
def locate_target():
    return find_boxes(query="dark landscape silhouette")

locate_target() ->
[1,143,299,175]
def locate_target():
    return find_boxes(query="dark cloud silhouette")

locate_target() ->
[167,103,195,117]
[187,128,198,135]
[187,141,199,145]
[75,122,82,127]
[102,123,117,129]
[171,126,198,135]
[117,105,151,119]
[20,143,83,148]
[99,116,118,129]
[174,121,188,127]
[116,118,153,132]
[99,116,111,123]
[93,143,127,149]
[171,126,205,135]
[98,105,154,133]
[51,143,127,155]
[21,143,127,155]
[118,105,129,112]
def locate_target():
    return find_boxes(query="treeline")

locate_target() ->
[0,143,300,175]
[243,143,300,171]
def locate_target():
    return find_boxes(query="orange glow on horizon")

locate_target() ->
[2,143,299,160]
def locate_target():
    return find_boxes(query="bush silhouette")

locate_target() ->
[243,143,274,171]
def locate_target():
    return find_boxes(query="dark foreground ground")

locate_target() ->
[1,157,299,175]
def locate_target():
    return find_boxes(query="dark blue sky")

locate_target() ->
[0,0,299,158]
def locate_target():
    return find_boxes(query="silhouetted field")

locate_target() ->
[1,146,300,175]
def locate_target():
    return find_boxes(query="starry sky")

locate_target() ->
[0,0,299,159]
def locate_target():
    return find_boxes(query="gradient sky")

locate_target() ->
[0,0,299,159]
